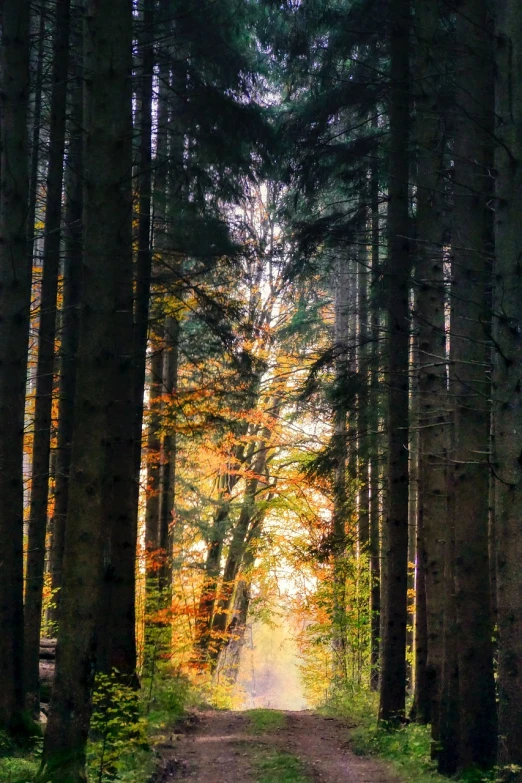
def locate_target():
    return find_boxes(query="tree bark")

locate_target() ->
[357,200,370,551]
[331,254,351,682]
[0,0,31,732]
[41,0,133,776]
[493,0,522,774]
[412,0,448,740]
[450,0,497,768]
[49,18,84,626]
[144,349,164,550]
[369,123,381,692]
[25,0,71,716]
[158,314,179,591]
[379,0,411,725]
[133,0,154,496]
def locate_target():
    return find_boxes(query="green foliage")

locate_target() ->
[250,749,310,783]
[142,672,191,733]
[246,709,286,734]
[0,755,39,783]
[87,673,148,783]
[327,687,502,783]
[0,731,41,783]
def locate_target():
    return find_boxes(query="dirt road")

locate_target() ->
[154,709,400,783]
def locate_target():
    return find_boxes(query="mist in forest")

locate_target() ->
[234,617,308,711]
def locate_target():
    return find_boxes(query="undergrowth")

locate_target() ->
[0,669,191,783]
[326,688,501,783]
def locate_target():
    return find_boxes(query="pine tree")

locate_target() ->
[0,0,31,732]
[493,0,522,774]
[379,0,411,725]
[41,0,134,775]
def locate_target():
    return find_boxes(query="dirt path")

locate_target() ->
[156,710,400,783]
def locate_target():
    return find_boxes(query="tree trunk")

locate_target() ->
[331,254,351,682]
[412,0,448,739]
[41,0,133,776]
[144,48,170,552]
[451,0,497,769]
[27,8,45,260]
[493,0,522,774]
[158,314,179,590]
[0,0,31,732]
[369,123,381,692]
[408,325,420,700]
[49,21,84,626]
[144,349,164,550]
[438,468,460,775]
[379,0,411,725]
[357,200,370,550]
[133,0,154,495]
[25,0,71,716]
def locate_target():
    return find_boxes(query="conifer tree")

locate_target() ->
[0,0,31,732]
[41,0,134,774]
[493,0,522,773]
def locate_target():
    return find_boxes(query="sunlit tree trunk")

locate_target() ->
[332,254,350,682]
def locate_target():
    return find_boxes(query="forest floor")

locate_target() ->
[154,709,401,783]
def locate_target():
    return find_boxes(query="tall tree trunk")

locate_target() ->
[493,0,522,774]
[49,15,84,626]
[357,199,370,550]
[379,0,411,725]
[27,8,45,260]
[25,0,71,715]
[41,0,133,777]
[133,0,154,495]
[412,0,447,738]
[144,349,164,550]
[0,0,31,732]
[438,467,460,775]
[369,123,381,692]
[408,325,420,700]
[332,254,350,682]
[451,0,497,768]
[144,48,170,552]
[158,314,179,589]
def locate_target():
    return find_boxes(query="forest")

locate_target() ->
[0,0,521,781]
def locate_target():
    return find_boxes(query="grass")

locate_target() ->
[246,709,286,733]
[250,748,310,783]
[0,730,41,783]
[326,688,498,783]
[0,755,40,783]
